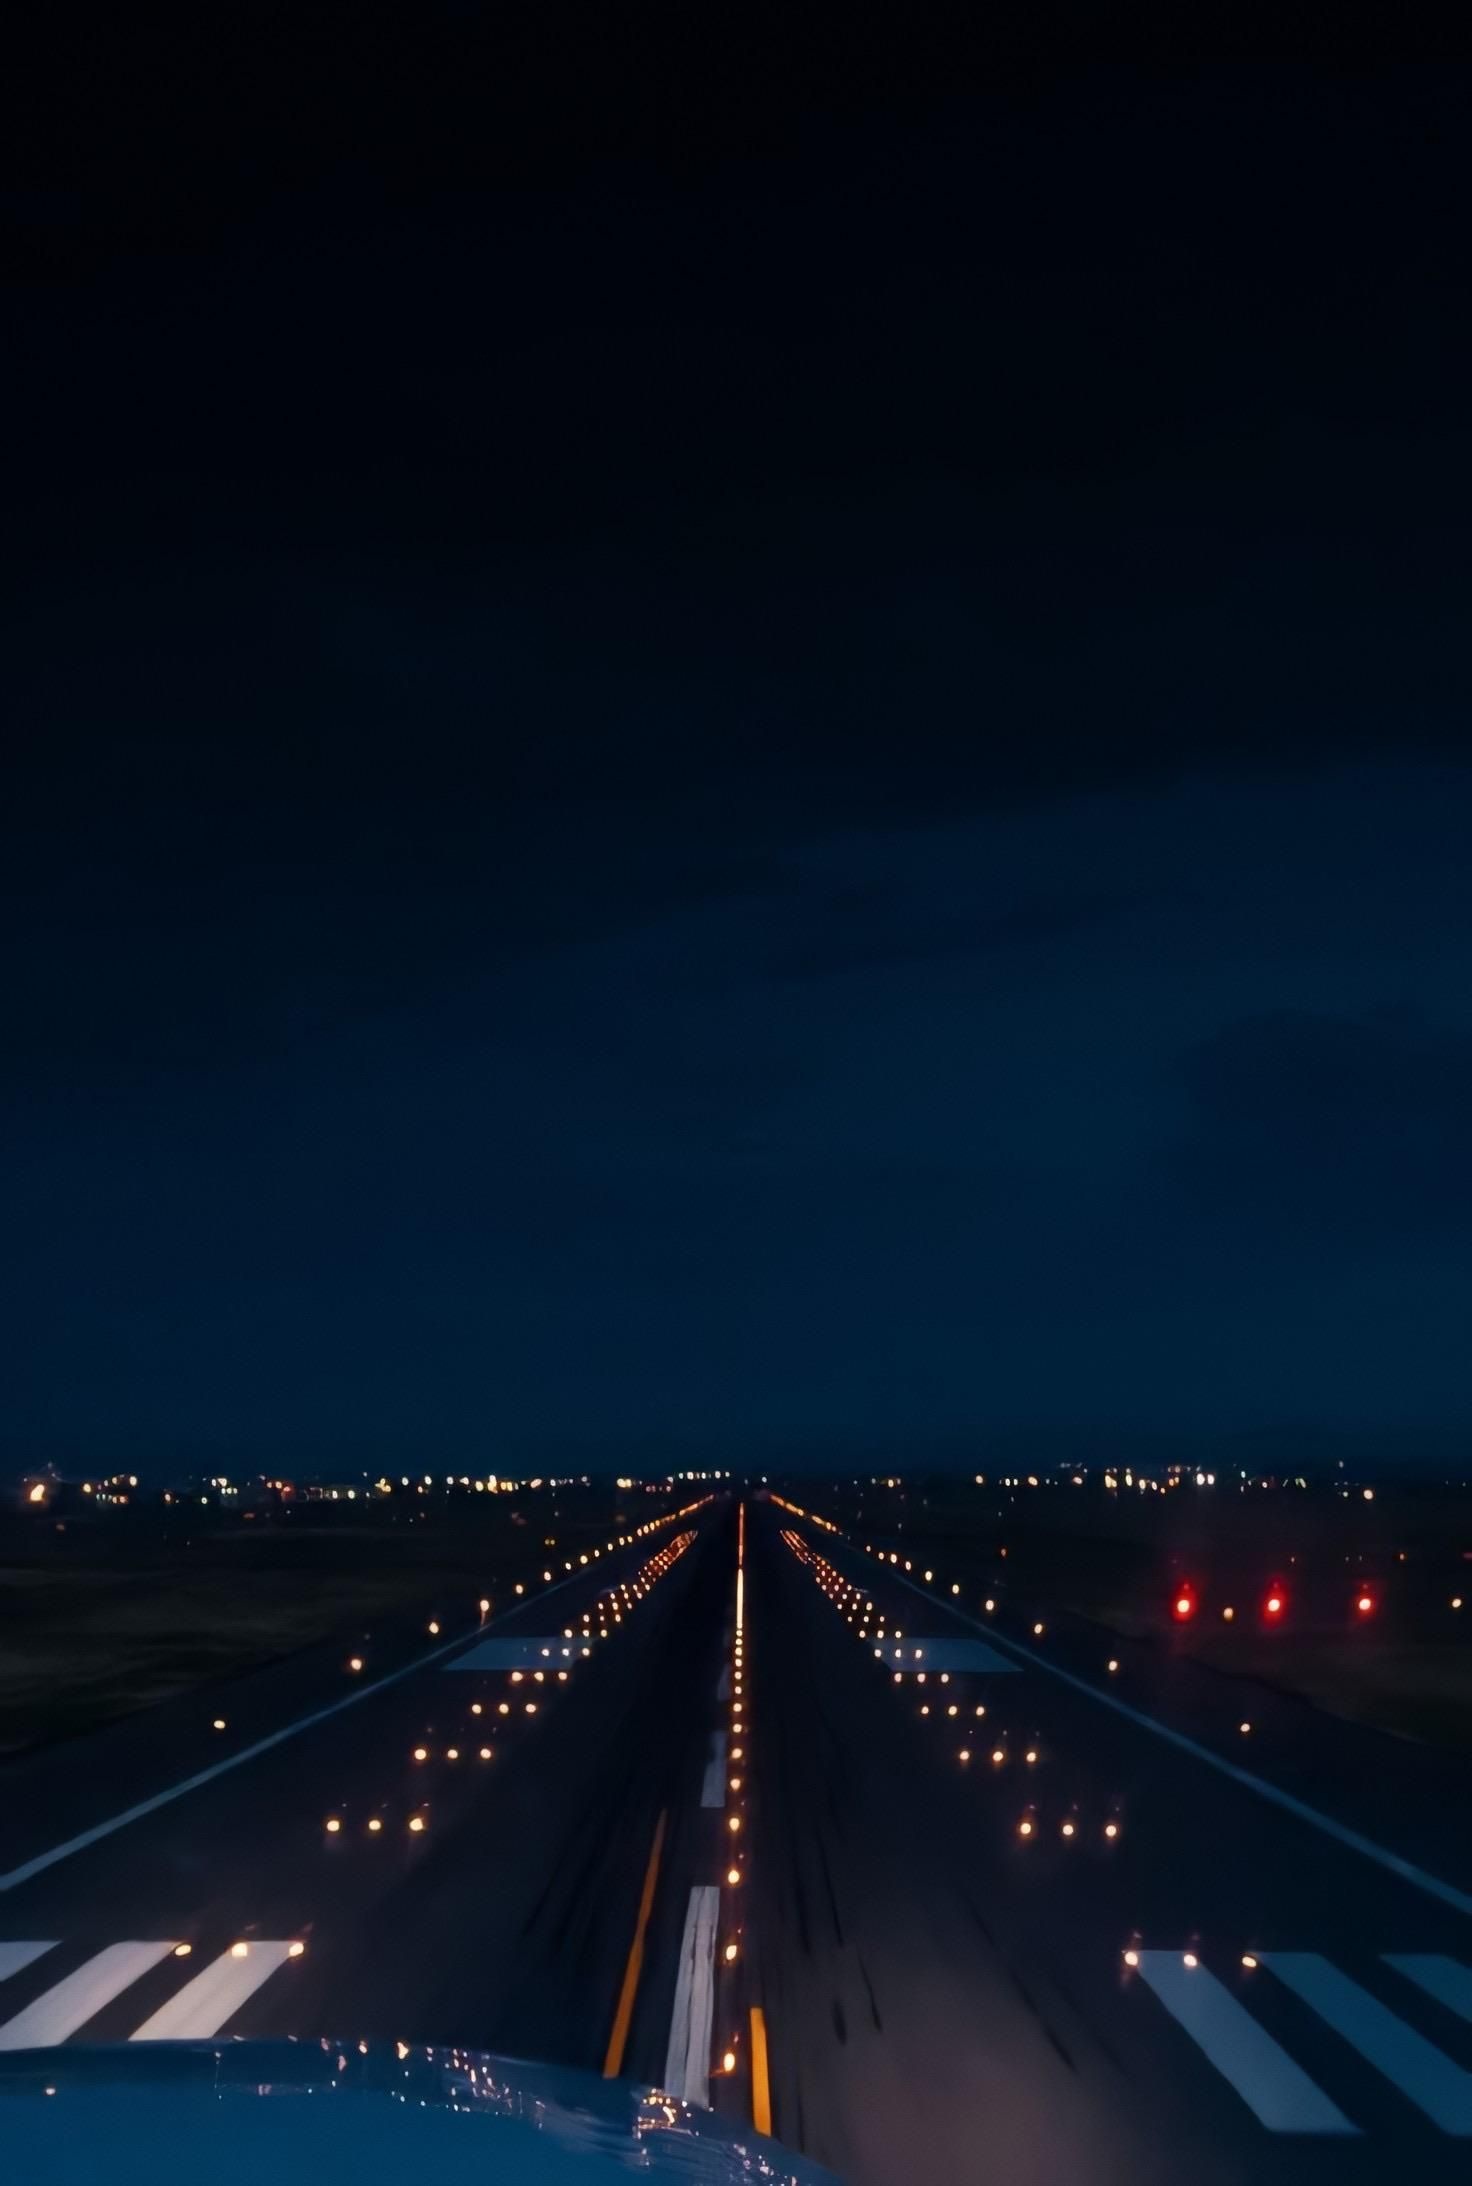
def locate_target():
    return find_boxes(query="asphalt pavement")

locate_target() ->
[2,1490,1470,2186]
[0,1501,735,2085]
[747,1498,1472,2185]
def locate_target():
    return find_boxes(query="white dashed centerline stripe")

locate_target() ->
[0,1942,55,1985]
[1263,1953,1472,2134]
[1132,1953,1356,2134]
[700,1732,728,1809]
[1383,1954,1472,2026]
[663,1886,719,2107]
[0,1941,181,2049]
[130,1941,297,2039]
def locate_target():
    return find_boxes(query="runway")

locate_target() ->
[2,1490,1470,2185]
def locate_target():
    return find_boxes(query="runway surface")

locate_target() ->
[2,1491,1470,2186]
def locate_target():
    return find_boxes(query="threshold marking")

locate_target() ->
[130,1941,297,2040]
[1383,1954,1472,2026]
[0,1942,55,1985]
[1133,1952,1355,2133]
[1264,1953,1472,2134]
[0,1941,180,2050]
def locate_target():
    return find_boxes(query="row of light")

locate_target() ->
[1122,1947,1262,1973]
[1171,1576,1464,1622]
[334,1500,709,1682]
[325,1526,701,1840]
[786,1530,1126,1849]
[718,1502,748,2082]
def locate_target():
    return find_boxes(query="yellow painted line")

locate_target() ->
[749,2003,772,2135]
[603,1808,667,2078]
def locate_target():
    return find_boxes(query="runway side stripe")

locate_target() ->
[0,1942,55,1985]
[701,1732,728,1809]
[872,1559,1472,1921]
[1383,1955,1472,2026]
[1264,1953,1472,2134]
[1133,1952,1356,2134]
[0,1941,180,2049]
[663,1886,719,2107]
[0,1559,599,1894]
[129,1941,296,2040]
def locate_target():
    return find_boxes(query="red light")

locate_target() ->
[1263,1585,1285,1619]
[1173,1591,1195,1621]
[1356,1591,1374,1616]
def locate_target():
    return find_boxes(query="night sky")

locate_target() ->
[6,19,1472,1475]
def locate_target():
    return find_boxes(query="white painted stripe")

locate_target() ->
[663,1886,719,2107]
[0,1942,55,1985]
[0,1555,605,1894]
[445,1636,582,1671]
[130,1941,295,2039]
[0,1941,180,2049]
[887,1637,1019,1672]
[1264,1953,1472,2134]
[866,1554,1472,1921]
[1384,1955,1472,2025]
[1133,1952,1356,2133]
[716,1664,731,1702]
[700,1731,728,1809]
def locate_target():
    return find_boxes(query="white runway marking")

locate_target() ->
[1384,1954,1472,2025]
[663,1886,719,2107]
[1133,1951,1356,2133]
[0,1942,55,1986]
[445,1636,581,1671]
[0,1940,180,2049]
[885,1637,1019,1673]
[1264,1953,1472,2134]
[716,1664,731,1701]
[700,1731,728,1808]
[130,1941,296,2039]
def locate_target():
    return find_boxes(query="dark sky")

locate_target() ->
[5,16,1472,1474]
